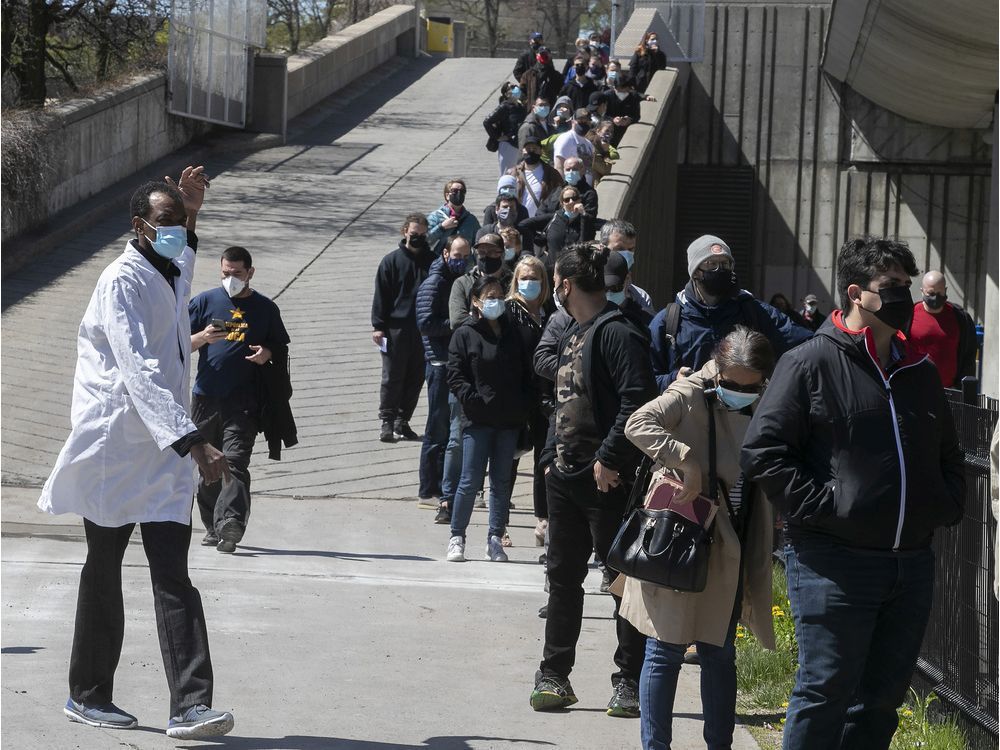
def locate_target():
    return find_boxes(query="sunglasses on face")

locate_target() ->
[562,196,578,203]
[718,378,763,394]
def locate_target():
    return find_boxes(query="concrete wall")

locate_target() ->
[678,0,993,321]
[596,66,686,307]
[1,73,209,243]
[285,5,418,121]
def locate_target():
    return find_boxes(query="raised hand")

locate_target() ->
[166,165,210,214]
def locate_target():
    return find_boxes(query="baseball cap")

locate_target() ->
[605,250,628,287]
[475,233,503,249]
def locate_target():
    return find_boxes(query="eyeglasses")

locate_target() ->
[606,283,625,293]
[718,378,763,394]
[699,260,733,272]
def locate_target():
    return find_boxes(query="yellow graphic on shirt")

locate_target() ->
[221,308,249,342]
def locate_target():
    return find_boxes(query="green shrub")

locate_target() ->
[891,689,967,750]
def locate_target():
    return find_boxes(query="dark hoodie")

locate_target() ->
[741,311,965,551]
[371,239,436,330]
[447,313,535,429]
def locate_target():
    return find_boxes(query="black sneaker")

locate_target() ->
[394,421,421,441]
[607,678,641,718]
[433,503,451,524]
[538,604,548,619]
[379,421,397,443]
[600,567,614,593]
[530,670,578,711]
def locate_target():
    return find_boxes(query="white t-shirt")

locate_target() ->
[553,130,595,183]
[522,165,545,218]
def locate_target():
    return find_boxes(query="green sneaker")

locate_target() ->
[607,678,640,718]
[530,671,578,711]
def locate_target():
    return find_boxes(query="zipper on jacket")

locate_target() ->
[861,342,927,551]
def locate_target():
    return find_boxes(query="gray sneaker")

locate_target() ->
[64,697,137,729]
[201,532,219,546]
[216,519,243,554]
[486,535,508,562]
[166,704,234,739]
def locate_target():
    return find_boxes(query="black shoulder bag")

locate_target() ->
[606,394,719,592]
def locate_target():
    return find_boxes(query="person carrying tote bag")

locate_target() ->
[619,326,777,750]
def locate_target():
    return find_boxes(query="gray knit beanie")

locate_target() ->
[687,235,733,278]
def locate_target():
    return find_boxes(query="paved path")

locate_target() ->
[1,56,759,749]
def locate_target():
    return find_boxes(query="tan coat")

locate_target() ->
[619,361,775,649]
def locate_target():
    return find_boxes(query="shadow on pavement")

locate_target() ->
[232,545,433,562]
[0,646,44,654]
[183,735,556,749]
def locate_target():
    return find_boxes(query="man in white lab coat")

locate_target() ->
[38,166,236,740]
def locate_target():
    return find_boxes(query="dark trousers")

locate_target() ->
[781,538,934,750]
[530,408,551,519]
[378,325,425,425]
[69,519,213,717]
[418,362,449,498]
[540,468,646,685]
[192,392,257,537]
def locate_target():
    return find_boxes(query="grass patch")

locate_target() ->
[735,562,968,749]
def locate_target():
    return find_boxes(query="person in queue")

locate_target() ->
[507,135,564,219]
[426,178,481,254]
[484,81,527,175]
[545,185,595,260]
[601,219,655,317]
[629,31,667,93]
[530,241,657,718]
[449,233,513,330]
[506,255,555,546]
[416,235,473,522]
[445,275,535,563]
[622,326,777,750]
[649,235,812,391]
[519,96,554,150]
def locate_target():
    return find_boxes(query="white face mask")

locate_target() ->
[222,275,246,297]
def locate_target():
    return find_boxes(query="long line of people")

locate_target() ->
[369,44,966,750]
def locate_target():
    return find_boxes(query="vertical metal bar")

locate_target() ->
[205,0,215,118]
[187,23,195,116]
[223,0,232,123]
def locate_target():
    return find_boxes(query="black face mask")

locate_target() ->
[408,233,429,251]
[478,256,503,275]
[923,293,947,311]
[575,121,591,135]
[523,152,541,165]
[448,191,466,207]
[575,63,586,73]
[699,268,738,298]
[863,285,913,332]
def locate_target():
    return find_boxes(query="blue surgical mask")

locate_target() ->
[564,170,581,185]
[607,71,619,84]
[519,279,542,300]
[480,298,505,320]
[535,105,550,118]
[564,209,576,218]
[715,386,760,411]
[618,250,635,269]
[447,257,468,275]
[511,86,522,99]
[606,290,626,306]
[504,247,516,262]
[142,219,186,259]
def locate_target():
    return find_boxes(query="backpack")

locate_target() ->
[661,296,759,371]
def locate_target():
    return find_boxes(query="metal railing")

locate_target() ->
[917,381,999,749]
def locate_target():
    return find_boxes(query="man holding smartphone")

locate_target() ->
[189,246,290,553]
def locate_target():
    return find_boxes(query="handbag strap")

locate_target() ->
[706,391,719,502]
[624,455,655,516]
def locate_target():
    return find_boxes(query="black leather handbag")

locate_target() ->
[606,395,720,593]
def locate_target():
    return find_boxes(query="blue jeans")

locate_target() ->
[418,363,449,499]
[449,425,519,540]
[781,538,934,750]
[639,598,740,750]
[440,393,465,505]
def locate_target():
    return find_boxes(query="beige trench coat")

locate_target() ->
[619,361,776,649]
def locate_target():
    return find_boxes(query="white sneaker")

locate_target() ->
[487,535,509,562]
[475,491,487,509]
[446,535,466,562]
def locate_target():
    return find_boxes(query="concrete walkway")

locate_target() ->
[1,56,759,749]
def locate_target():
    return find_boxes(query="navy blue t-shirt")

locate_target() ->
[189,287,290,398]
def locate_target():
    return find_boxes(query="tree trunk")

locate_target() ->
[20,0,51,106]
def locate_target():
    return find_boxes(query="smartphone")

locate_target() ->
[210,318,227,331]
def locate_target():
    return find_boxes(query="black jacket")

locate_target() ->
[629,48,667,92]
[258,348,298,460]
[484,100,527,142]
[447,314,535,429]
[741,312,966,551]
[553,304,658,477]
[953,304,979,385]
[525,63,564,110]
[559,77,597,111]
[545,210,594,257]
[513,47,539,84]
[371,240,436,330]
[416,257,461,363]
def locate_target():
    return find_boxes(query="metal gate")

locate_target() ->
[167,0,268,128]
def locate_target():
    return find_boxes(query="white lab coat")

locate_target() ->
[38,240,200,527]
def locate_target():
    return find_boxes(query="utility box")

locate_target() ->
[426,16,453,55]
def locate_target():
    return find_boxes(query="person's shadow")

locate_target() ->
[175,734,556,749]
